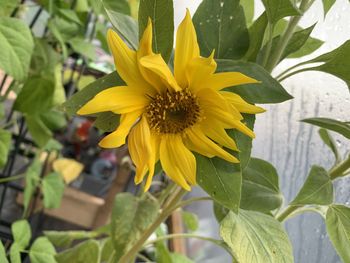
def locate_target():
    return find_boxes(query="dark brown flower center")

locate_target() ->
[146,89,201,134]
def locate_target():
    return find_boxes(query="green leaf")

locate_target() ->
[93,112,120,132]
[75,0,89,12]
[43,139,63,151]
[0,0,20,17]
[220,210,294,263]
[10,243,21,263]
[322,0,336,17]
[326,205,350,263]
[0,240,8,263]
[41,110,67,131]
[302,117,350,140]
[29,237,56,263]
[217,59,293,103]
[287,35,323,58]
[104,9,139,49]
[244,12,268,62]
[0,17,34,81]
[170,253,194,263]
[42,172,65,209]
[0,129,11,168]
[57,9,83,25]
[23,159,42,214]
[182,211,199,232]
[62,71,124,116]
[12,220,32,249]
[193,0,249,59]
[53,64,66,106]
[56,239,100,263]
[14,77,55,115]
[241,0,255,25]
[307,40,350,89]
[25,115,53,148]
[196,154,242,213]
[138,0,174,62]
[262,0,299,24]
[103,0,131,15]
[213,201,230,222]
[111,193,159,261]
[100,238,114,262]
[241,158,283,213]
[291,165,333,205]
[0,103,4,119]
[69,37,96,60]
[318,128,341,164]
[44,230,98,248]
[156,240,173,263]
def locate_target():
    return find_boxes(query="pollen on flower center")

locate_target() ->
[146,89,201,134]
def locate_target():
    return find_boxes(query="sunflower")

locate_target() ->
[77,10,265,191]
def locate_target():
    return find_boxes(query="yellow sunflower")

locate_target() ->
[77,10,265,191]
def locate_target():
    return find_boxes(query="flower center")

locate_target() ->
[146,89,201,134]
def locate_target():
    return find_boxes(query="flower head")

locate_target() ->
[77,10,265,191]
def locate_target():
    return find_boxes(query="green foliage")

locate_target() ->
[220,210,294,263]
[0,0,20,17]
[138,0,174,62]
[262,0,299,24]
[93,112,120,132]
[10,243,21,263]
[170,253,194,263]
[241,0,255,25]
[69,37,96,60]
[291,166,333,205]
[0,129,11,168]
[193,0,249,59]
[303,117,350,140]
[42,172,65,209]
[45,230,99,248]
[56,240,100,263]
[103,0,131,16]
[0,240,8,263]
[241,158,283,213]
[322,0,336,17]
[29,237,57,263]
[111,193,159,261]
[23,159,42,214]
[0,17,34,81]
[12,220,32,249]
[217,59,293,103]
[326,205,350,263]
[318,128,341,164]
[182,211,199,232]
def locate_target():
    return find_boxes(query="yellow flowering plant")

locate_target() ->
[1,0,350,262]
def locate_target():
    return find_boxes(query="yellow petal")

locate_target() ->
[206,72,259,91]
[77,86,148,115]
[144,133,160,191]
[107,29,148,89]
[220,91,266,114]
[128,116,156,189]
[200,121,238,151]
[197,88,243,120]
[140,54,181,91]
[99,110,142,148]
[187,51,217,93]
[53,158,84,184]
[186,127,239,163]
[160,134,195,190]
[174,9,200,88]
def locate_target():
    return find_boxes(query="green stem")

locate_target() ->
[0,174,25,184]
[118,187,187,263]
[158,182,177,206]
[172,196,213,211]
[145,233,231,254]
[265,0,314,72]
[329,155,350,180]
[277,67,314,82]
[277,205,301,222]
[275,60,316,80]
[137,253,153,262]
[262,23,274,68]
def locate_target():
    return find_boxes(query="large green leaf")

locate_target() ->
[45,230,99,248]
[326,205,350,263]
[69,37,96,60]
[0,240,8,263]
[138,0,174,62]
[217,59,293,103]
[244,12,268,62]
[241,158,283,213]
[0,129,11,168]
[42,172,65,209]
[193,0,249,59]
[56,240,100,263]
[241,0,255,25]
[23,159,42,215]
[302,117,350,140]
[103,0,131,15]
[197,154,242,213]
[0,17,34,81]
[261,0,299,24]
[291,165,333,205]
[104,9,139,49]
[318,128,341,164]
[14,77,55,115]
[26,115,53,148]
[111,193,159,261]
[10,243,21,263]
[12,220,32,249]
[287,35,323,58]
[220,210,294,263]
[61,71,124,116]
[29,237,56,263]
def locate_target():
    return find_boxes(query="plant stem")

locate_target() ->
[265,0,313,72]
[275,60,316,80]
[329,155,350,180]
[118,187,187,263]
[277,67,314,82]
[262,23,274,68]
[172,196,213,211]
[276,205,301,222]
[137,253,153,262]
[0,174,25,184]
